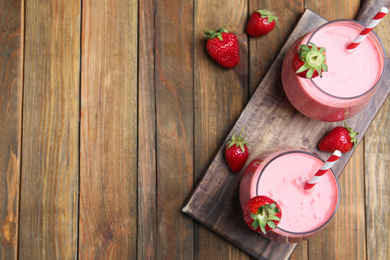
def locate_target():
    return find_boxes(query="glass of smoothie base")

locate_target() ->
[239,148,340,243]
[282,20,386,122]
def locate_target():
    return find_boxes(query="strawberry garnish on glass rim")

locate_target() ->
[293,42,328,79]
[243,195,282,235]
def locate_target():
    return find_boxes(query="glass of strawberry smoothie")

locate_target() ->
[281,20,386,122]
[239,148,340,243]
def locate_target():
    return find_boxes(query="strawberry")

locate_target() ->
[246,9,278,37]
[243,195,282,234]
[204,28,240,69]
[318,122,359,153]
[225,127,249,173]
[292,42,328,79]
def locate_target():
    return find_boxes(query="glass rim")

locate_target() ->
[256,150,341,235]
[306,19,386,100]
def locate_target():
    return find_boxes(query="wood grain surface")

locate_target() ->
[138,0,157,259]
[365,98,390,260]
[364,3,390,257]
[18,0,80,259]
[0,0,389,259]
[357,0,390,25]
[79,0,138,258]
[0,0,23,259]
[155,0,194,259]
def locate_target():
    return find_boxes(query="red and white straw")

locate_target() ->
[305,150,342,190]
[347,7,388,52]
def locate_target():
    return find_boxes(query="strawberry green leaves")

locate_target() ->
[344,122,358,149]
[204,28,229,41]
[250,203,281,234]
[244,195,282,235]
[226,126,247,153]
[257,9,279,24]
[294,42,328,79]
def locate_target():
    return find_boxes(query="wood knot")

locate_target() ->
[2,215,16,248]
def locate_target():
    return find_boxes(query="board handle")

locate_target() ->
[355,0,390,24]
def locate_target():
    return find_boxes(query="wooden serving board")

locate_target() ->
[182,9,390,260]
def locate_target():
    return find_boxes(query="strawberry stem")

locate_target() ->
[250,203,280,235]
[256,9,278,23]
[344,122,359,148]
[226,126,247,152]
[296,42,328,79]
[204,28,229,41]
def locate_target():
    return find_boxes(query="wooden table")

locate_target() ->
[1,0,389,259]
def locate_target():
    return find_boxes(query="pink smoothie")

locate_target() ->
[239,148,339,243]
[282,20,385,122]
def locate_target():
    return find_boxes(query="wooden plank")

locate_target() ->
[18,0,80,259]
[79,0,138,258]
[183,8,390,259]
[365,5,390,259]
[304,0,360,20]
[154,0,194,258]
[193,0,249,259]
[0,0,23,259]
[356,0,390,25]
[302,2,364,260]
[138,0,157,259]
[365,98,390,260]
[289,242,308,260]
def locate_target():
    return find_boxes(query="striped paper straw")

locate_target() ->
[305,150,342,190]
[347,7,388,52]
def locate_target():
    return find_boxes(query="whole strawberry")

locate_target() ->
[318,123,359,153]
[225,127,249,172]
[292,42,328,79]
[204,28,240,69]
[243,195,282,234]
[246,9,278,37]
